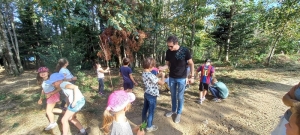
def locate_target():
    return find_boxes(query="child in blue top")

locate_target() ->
[142,57,165,132]
[119,58,138,92]
[208,78,229,102]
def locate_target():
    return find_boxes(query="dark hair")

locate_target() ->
[55,58,68,72]
[143,57,155,69]
[122,58,130,65]
[205,59,211,63]
[166,36,178,44]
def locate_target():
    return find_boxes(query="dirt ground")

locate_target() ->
[0,65,300,135]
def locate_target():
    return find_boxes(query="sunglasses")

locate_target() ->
[168,45,174,48]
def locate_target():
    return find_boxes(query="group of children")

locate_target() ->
[37,58,88,135]
[37,57,300,135]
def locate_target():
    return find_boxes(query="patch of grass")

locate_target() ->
[10,94,24,101]
[0,92,7,101]
[20,101,34,107]
[104,77,120,91]
[86,108,101,114]
[159,103,170,107]
[12,123,19,128]
[30,93,40,101]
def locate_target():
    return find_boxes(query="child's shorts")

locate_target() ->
[271,115,288,135]
[46,92,60,104]
[67,98,85,112]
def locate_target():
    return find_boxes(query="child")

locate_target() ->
[208,78,229,102]
[119,58,138,92]
[142,57,165,132]
[285,102,300,135]
[196,59,215,104]
[56,58,77,108]
[95,61,110,95]
[46,73,88,135]
[36,67,63,130]
[56,58,77,83]
[102,90,144,135]
[272,82,300,135]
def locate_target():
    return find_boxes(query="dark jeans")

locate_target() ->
[142,93,157,128]
[98,78,104,93]
[209,86,220,99]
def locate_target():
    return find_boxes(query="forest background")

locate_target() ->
[1,0,300,75]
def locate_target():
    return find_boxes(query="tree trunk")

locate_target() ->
[0,13,19,75]
[225,1,236,62]
[11,21,23,73]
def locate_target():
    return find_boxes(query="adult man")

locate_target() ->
[159,36,195,123]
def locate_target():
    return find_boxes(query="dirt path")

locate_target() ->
[0,67,299,135]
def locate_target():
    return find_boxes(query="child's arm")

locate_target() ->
[282,84,299,107]
[38,89,45,104]
[46,87,61,99]
[157,72,165,85]
[64,84,81,107]
[129,74,138,85]
[99,67,110,73]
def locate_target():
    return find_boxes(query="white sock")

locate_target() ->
[80,129,86,133]
[50,122,56,125]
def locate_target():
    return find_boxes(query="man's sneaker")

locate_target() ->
[146,125,158,132]
[98,92,104,96]
[45,122,58,130]
[175,114,181,123]
[165,111,175,117]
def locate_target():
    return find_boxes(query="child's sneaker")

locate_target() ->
[146,125,158,132]
[197,100,202,104]
[45,122,58,130]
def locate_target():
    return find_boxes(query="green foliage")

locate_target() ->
[0,92,7,101]
[36,42,84,73]
[76,71,96,92]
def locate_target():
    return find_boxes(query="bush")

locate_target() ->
[36,42,85,73]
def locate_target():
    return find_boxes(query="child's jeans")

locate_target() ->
[209,86,220,99]
[142,93,157,128]
[98,78,104,93]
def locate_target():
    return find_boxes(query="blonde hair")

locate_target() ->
[102,103,131,134]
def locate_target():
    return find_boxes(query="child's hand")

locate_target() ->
[72,77,77,81]
[134,82,138,86]
[71,102,77,108]
[38,99,42,105]
[133,125,145,135]
[137,129,145,135]
[45,92,53,99]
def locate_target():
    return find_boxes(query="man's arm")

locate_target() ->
[159,61,169,71]
[187,59,194,77]
[187,59,195,84]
